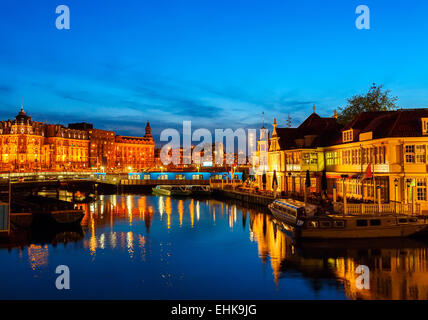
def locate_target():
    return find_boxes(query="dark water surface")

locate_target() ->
[1,194,428,300]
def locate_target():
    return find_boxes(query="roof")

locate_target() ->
[275,113,343,149]
[344,109,428,140]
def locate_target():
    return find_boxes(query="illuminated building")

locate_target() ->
[68,123,116,170]
[267,107,341,194]
[0,108,154,172]
[267,108,428,213]
[115,121,155,171]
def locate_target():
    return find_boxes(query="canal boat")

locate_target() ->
[50,209,85,225]
[297,214,428,239]
[152,185,192,196]
[268,199,318,227]
[32,209,85,228]
[10,212,33,230]
[189,185,212,196]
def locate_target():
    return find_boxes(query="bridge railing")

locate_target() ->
[120,179,210,185]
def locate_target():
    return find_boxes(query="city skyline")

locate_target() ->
[1,0,428,142]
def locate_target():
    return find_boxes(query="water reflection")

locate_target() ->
[2,194,428,299]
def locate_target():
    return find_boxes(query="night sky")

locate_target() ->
[1,0,428,142]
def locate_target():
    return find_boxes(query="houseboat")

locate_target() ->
[152,185,192,197]
[297,214,428,239]
[269,199,428,239]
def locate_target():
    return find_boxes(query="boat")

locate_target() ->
[50,209,85,225]
[297,214,428,239]
[268,198,318,227]
[10,212,33,230]
[189,185,212,196]
[269,198,428,239]
[32,209,85,228]
[152,185,192,196]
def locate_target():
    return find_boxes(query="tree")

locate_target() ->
[337,83,398,125]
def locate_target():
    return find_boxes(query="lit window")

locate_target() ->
[417,179,427,201]
[405,145,416,163]
[416,145,426,163]
[342,130,353,143]
[422,118,428,135]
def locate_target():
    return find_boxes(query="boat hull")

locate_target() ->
[32,210,85,228]
[299,223,428,239]
[152,187,192,196]
[10,212,33,230]
[152,187,172,196]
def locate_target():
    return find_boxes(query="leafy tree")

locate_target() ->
[337,83,398,125]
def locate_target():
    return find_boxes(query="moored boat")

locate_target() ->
[152,185,192,196]
[32,209,85,228]
[298,214,428,239]
[10,212,33,230]
[269,198,428,239]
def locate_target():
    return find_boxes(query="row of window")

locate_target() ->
[405,145,427,164]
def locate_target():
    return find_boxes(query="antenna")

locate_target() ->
[286,114,292,128]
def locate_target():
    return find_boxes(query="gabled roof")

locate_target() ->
[344,109,428,140]
[275,113,343,149]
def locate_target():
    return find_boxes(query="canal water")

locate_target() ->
[1,194,428,300]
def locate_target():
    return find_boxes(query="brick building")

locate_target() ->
[0,108,154,172]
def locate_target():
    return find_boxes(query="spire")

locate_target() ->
[313,104,316,114]
[145,120,152,138]
[261,111,265,129]
[272,118,278,136]
[333,109,338,119]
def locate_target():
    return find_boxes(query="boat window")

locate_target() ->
[409,218,418,223]
[370,219,381,226]
[399,218,408,223]
[356,220,368,227]
[320,221,331,228]
[334,221,345,228]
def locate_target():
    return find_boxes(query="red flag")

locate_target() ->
[364,163,372,180]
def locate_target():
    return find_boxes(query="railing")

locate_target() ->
[120,179,210,185]
[333,202,421,216]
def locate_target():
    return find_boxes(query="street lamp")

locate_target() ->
[394,178,399,213]
[341,174,349,216]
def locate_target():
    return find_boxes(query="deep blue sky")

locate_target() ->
[1,0,428,141]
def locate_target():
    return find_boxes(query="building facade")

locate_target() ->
[0,108,155,172]
[266,108,428,214]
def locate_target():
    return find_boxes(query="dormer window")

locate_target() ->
[422,118,428,135]
[343,130,353,143]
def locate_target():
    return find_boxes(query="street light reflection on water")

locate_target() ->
[1,194,428,299]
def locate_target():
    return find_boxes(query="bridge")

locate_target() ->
[0,171,227,197]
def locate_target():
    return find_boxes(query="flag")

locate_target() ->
[362,163,372,180]
[305,170,311,188]
[272,170,278,190]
